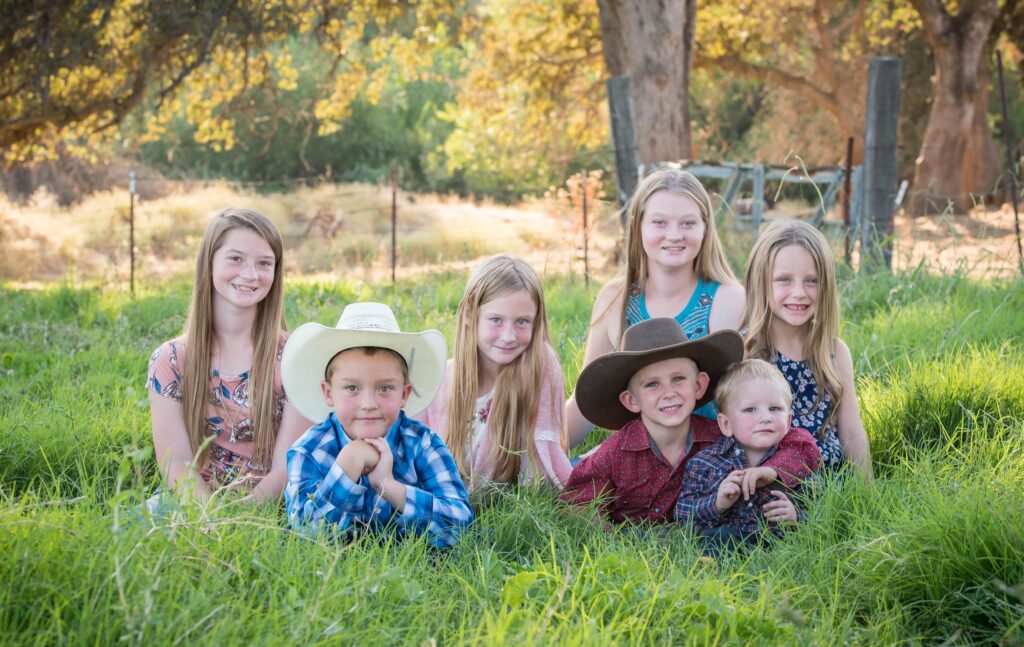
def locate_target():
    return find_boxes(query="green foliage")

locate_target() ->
[1,271,1023,644]
[128,37,466,195]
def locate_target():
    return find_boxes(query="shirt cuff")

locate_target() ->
[326,462,368,509]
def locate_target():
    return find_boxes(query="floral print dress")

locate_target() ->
[146,335,288,489]
[773,352,845,470]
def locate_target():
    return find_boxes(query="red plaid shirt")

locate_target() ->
[561,415,820,524]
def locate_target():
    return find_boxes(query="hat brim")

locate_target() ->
[282,321,447,423]
[575,329,743,430]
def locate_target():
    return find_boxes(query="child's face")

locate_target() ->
[770,244,819,330]
[475,289,536,374]
[717,377,793,454]
[211,227,276,310]
[321,349,412,440]
[640,190,706,270]
[620,357,709,432]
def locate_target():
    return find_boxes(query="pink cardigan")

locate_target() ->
[414,343,572,490]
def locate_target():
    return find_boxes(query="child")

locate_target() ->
[565,168,745,447]
[147,207,312,506]
[560,318,820,524]
[741,220,873,479]
[676,359,821,551]
[282,302,472,548]
[416,255,572,490]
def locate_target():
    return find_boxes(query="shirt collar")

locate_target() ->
[708,432,780,465]
[620,415,718,452]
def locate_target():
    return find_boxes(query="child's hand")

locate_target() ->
[364,437,394,491]
[741,466,778,500]
[763,490,798,523]
[715,470,746,513]
[337,440,380,482]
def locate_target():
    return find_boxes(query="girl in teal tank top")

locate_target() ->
[565,168,744,448]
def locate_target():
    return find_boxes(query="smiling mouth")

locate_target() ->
[231,283,259,292]
[659,404,683,413]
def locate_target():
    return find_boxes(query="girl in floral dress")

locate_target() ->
[740,220,873,479]
[416,255,572,490]
[146,207,311,506]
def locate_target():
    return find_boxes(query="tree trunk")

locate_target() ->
[597,0,694,164]
[909,0,1001,215]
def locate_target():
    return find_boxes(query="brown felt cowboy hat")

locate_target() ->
[575,319,743,430]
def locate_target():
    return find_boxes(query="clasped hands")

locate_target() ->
[337,438,394,491]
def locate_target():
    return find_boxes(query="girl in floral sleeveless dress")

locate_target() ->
[146,207,312,506]
[740,220,873,479]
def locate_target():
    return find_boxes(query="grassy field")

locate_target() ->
[2,268,1023,645]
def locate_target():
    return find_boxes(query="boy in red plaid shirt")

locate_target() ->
[676,359,820,551]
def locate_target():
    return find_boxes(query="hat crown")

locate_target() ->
[620,318,689,353]
[335,302,401,333]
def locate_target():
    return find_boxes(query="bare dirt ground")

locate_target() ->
[886,204,1023,278]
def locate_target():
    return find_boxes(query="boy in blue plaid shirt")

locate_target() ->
[282,302,472,548]
[676,359,820,552]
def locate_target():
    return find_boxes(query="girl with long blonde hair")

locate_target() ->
[741,219,872,478]
[416,255,571,489]
[147,207,312,505]
[565,167,746,446]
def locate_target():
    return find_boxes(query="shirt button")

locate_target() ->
[654,507,660,513]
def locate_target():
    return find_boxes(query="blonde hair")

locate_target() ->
[181,207,286,472]
[715,359,793,414]
[598,168,737,343]
[446,255,565,483]
[740,220,842,434]
[325,347,409,383]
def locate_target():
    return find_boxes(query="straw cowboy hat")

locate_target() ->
[282,302,447,422]
[575,319,743,430]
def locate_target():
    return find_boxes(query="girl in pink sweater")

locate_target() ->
[417,255,572,490]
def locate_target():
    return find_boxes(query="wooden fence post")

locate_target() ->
[607,75,640,228]
[861,56,901,272]
[843,137,854,265]
[581,170,590,288]
[129,171,136,298]
[390,163,398,284]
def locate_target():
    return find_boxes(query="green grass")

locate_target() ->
[1,270,1023,645]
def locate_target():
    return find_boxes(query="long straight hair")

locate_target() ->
[181,207,286,472]
[446,255,564,483]
[601,168,737,343]
[740,220,843,433]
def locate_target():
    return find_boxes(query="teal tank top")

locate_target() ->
[625,278,721,419]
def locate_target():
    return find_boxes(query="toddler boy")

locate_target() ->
[282,302,472,547]
[676,358,820,549]
[561,319,819,524]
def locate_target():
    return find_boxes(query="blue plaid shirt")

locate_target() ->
[285,411,472,548]
[675,428,819,535]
